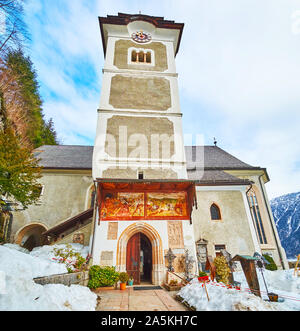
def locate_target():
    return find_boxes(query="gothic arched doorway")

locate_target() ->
[116,222,164,285]
[126,232,152,284]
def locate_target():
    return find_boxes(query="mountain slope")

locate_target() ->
[271,192,300,259]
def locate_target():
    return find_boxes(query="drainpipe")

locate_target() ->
[258,174,285,269]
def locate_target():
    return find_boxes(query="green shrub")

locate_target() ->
[119,272,129,283]
[88,266,120,289]
[214,256,231,285]
[263,254,278,271]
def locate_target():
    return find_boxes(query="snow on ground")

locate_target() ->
[179,269,300,311]
[234,269,300,311]
[29,243,90,262]
[0,244,97,311]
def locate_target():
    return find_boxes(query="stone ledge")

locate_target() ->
[33,271,89,287]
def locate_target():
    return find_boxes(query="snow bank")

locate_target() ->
[4,242,89,263]
[179,269,300,311]
[0,245,66,278]
[1,276,97,311]
[234,269,300,311]
[0,245,97,311]
[3,243,29,254]
[179,278,278,311]
[29,243,90,262]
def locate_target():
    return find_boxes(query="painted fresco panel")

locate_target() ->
[100,190,188,220]
[101,192,144,220]
[146,192,187,218]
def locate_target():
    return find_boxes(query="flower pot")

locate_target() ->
[164,284,182,291]
[120,282,126,290]
[128,279,134,286]
[268,293,278,302]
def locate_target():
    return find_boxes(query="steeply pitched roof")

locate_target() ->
[34,145,93,170]
[187,169,251,186]
[34,145,264,184]
[185,146,255,170]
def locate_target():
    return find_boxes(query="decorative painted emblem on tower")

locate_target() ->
[131,30,152,43]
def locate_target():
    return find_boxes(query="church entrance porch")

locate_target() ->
[93,179,198,285]
[126,232,152,285]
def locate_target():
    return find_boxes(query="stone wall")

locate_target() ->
[55,223,92,246]
[33,270,89,287]
[109,75,171,111]
[105,115,175,159]
[192,189,256,258]
[11,170,93,243]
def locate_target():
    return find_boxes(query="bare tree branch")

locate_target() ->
[0,0,28,58]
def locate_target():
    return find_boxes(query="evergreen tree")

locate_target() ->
[41,118,58,146]
[0,127,42,209]
[4,50,58,147]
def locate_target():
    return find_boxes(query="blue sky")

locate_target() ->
[23,0,300,199]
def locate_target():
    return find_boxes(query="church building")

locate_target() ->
[10,13,288,285]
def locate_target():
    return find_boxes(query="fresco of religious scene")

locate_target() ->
[146,192,187,217]
[101,192,144,219]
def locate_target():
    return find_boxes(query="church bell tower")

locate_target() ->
[91,13,197,285]
[93,13,187,180]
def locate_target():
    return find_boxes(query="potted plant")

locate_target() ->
[268,292,279,302]
[128,275,134,286]
[119,272,129,290]
[198,271,209,283]
[87,266,120,291]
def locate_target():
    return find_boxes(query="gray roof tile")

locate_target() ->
[185,146,255,169]
[34,145,93,169]
[187,169,251,185]
[34,145,258,185]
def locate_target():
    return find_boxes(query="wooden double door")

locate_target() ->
[126,233,152,285]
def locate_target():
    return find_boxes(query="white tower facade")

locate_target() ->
[93,14,187,180]
[91,14,197,286]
